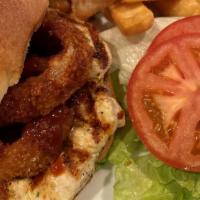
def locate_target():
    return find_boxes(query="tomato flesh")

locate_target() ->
[128,34,200,172]
[148,16,200,51]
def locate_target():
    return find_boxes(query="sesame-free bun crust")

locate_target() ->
[0,0,48,101]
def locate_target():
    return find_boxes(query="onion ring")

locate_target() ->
[22,17,111,81]
[0,106,73,182]
[0,11,93,126]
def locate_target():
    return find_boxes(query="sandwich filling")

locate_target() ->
[0,9,124,200]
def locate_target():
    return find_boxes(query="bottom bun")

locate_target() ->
[7,80,125,200]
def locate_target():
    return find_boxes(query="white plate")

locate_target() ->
[76,166,114,200]
[101,17,180,85]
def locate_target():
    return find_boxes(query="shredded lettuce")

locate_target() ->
[107,70,200,200]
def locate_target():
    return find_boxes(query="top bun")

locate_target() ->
[0,0,48,101]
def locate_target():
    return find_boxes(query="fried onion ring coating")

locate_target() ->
[0,12,93,126]
[0,106,73,182]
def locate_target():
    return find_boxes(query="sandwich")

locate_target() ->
[0,1,125,199]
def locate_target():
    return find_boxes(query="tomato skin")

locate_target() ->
[148,16,200,51]
[127,34,200,172]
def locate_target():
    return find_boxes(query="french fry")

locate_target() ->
[154,0,200,16]
[109,2,154,36]
[72,0,116,20]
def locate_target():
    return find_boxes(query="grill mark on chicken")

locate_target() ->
[63,148,90,178]
[69,83,110,143]
[33,145,90,185]
[31,173,46,190]
[87,24,109,69]
[118,111,125,120]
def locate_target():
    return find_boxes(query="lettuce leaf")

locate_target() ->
[107,70,200,200]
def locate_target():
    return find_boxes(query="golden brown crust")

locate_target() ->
[0,12,94,126]
[0,0,48,101]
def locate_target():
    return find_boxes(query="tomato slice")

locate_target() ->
[128,34,200,172]
[148,16,200,51]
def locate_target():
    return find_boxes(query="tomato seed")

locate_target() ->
[143,92,177,144]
